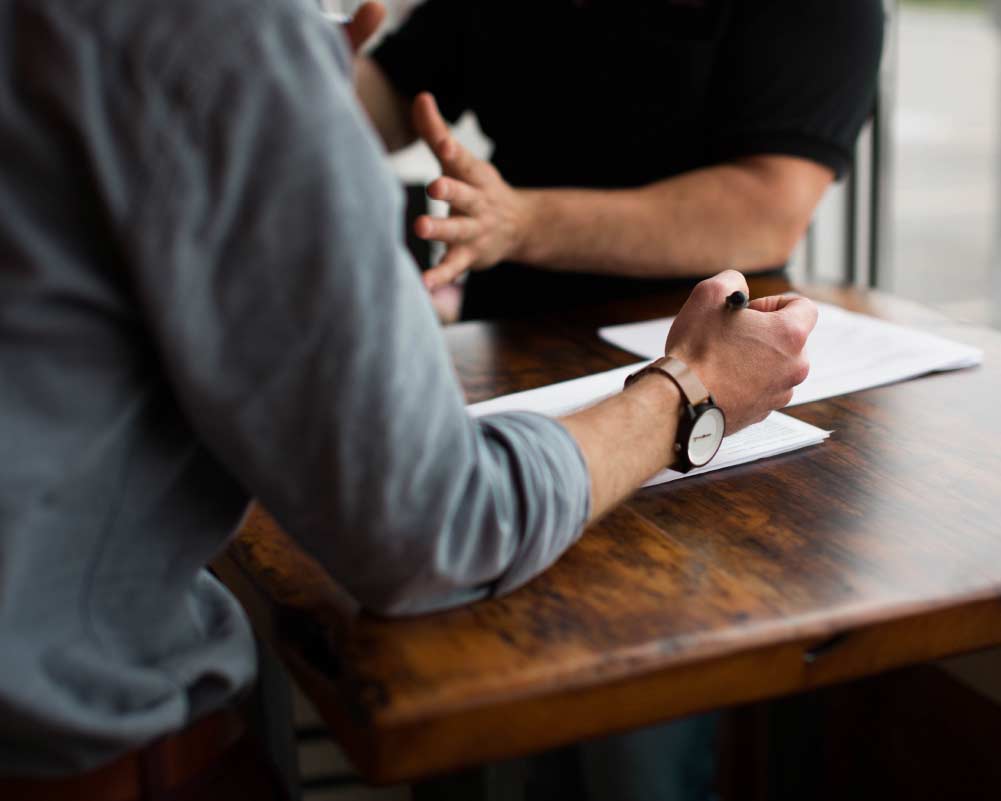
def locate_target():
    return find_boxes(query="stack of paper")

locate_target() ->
[467,302,982,487]
[653,413,830,486]
[468,379,830,488]
[468,365,638,420]
[598,301,983,407]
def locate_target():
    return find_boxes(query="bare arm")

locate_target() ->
[355,55,415,152]
[561,376,681,522]
[514,156,833,277]
[408,94,833,288]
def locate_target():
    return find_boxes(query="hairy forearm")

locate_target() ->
[560,375,681,522]
[355,57,415,152]
[515,157,831,278]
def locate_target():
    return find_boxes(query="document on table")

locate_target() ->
[468,378,830,488]
[597,301,983,407]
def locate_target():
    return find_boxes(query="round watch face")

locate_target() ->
[687,407,725,467]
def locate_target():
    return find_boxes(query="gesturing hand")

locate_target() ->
[666,271,818,434]
[412,93,530,290]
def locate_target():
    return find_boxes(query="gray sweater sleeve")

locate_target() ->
[117,2,590,615]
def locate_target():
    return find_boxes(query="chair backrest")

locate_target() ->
[792,0,897,289]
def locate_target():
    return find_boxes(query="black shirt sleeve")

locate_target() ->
[371,0,470,123]
[707,0,885,177]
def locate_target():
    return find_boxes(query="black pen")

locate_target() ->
[725,290,749,311]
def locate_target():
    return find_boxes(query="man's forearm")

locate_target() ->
[560,375,681,522]
[515,157,832,278]
[355,56,415,151]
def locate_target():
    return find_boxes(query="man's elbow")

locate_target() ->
[736,212,810,270]
[736,155,833,267]
[770,212,813,265]
[348,572,488,619]
[329,520,498,618]
[357,584,488,618]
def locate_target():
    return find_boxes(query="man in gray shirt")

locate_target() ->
[0,0,816,779]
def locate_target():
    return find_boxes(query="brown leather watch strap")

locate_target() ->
[625,356,711,407]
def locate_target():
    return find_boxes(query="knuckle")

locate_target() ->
[792,358,811,386]
[776,318,806,351]
[691,276,721,302]
[694,270,745,304]
[789,319,810,348]
[801,298,820,329]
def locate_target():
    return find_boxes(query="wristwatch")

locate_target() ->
[624,356,726,473]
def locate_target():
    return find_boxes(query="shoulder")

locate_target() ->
[800,0,885,66]
[808,0,885,46]
[803,0,883,40]
[737,0,884,39]
[23,0,345,88]
[735,0,884,65]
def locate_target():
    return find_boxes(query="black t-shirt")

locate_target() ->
[374,0,885,320]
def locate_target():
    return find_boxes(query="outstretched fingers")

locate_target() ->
[427,177,482,216]
[423,247,476,289]
[414,214,482,244]
[412,93,484,180]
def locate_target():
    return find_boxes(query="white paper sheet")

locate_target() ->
[597,301,983,407]
[646,412,830,487]
[468,383,829,487]
[468,364,642,420]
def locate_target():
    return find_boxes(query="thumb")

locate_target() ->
[689,269,749,309]
[751,295,819,337]
[748,294,801,313]
[345,2,386,54]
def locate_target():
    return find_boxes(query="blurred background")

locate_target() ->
[891,0,998,326]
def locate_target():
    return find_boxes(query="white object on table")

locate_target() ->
[597,301,983,407]
[468,376,830,488]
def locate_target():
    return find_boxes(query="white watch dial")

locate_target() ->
[687,407,725,467]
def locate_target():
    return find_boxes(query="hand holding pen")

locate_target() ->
[664,271,817,433]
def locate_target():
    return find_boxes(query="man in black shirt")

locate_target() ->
[358,0,884,320]
[354,4,881,797]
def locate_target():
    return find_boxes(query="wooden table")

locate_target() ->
[216,279,1001,785]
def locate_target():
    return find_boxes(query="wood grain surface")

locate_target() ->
[215,280,1001,783]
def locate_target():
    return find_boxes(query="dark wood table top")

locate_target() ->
[216,279,1001,784]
